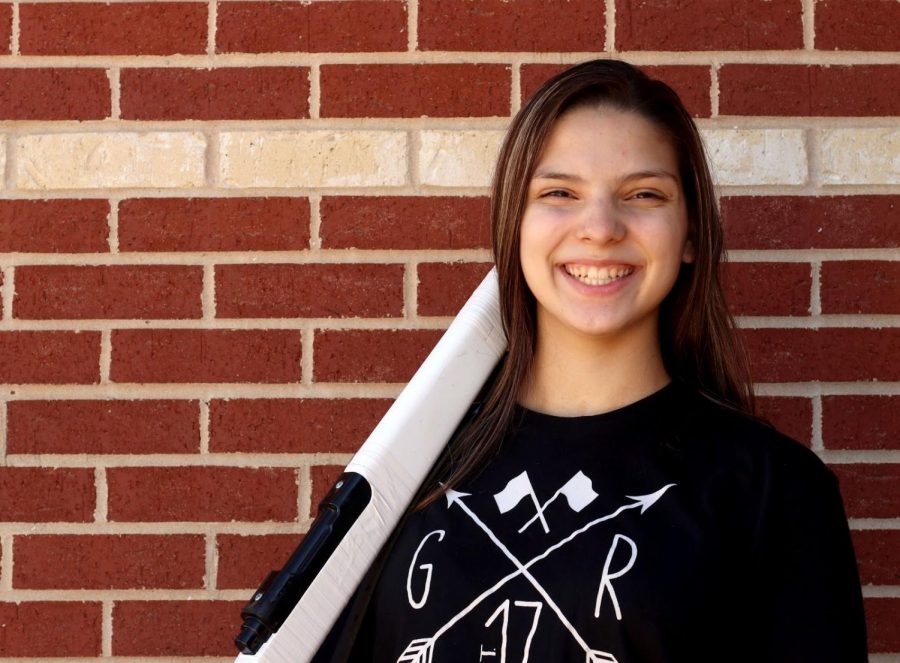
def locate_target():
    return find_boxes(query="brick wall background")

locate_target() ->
[0,0,897,659]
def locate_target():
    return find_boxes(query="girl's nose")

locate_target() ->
[577,199,625,243]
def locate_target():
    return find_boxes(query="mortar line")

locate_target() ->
[811,390,824,451]
[205,532,217,590]
[1,50,899,67]
[99,330,112,383]
[510,62,521,115]
[806,125,823,189]
[309,195,322,250]
[199,398,210,454]
[101,600,113,657]
[309,63,321,120]
[0,533,12,590]
[207,0,217,57]
[4,130,15,190]
[802,0,816,50]
[810,261,822,316]
[94,467,108,523]
[202,264,216,321]
[107,67,121,120]
[1,266,13,321]
[107,197,120,253]
[10,2,19,56]
[404,259,418,320]
[301,328,314,386]
[407,0,418,52]
[710,62,721,118]
[0,401,7,467]
[408,129,420,187]
[206,127,220,187]
[604,0,615,53]
[298,464,312,522]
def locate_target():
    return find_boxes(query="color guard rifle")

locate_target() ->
[234,270,506,662]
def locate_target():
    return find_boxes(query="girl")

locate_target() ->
[327,59,867,663]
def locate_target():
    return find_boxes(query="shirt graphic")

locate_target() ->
[396,468,675,663]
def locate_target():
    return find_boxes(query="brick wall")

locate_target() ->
[0,0,897,660]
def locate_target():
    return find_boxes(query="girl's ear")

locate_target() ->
[682,238,696,264]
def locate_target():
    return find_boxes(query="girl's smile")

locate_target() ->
[519,105,695,349]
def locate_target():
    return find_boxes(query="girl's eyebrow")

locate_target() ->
[531,168,679,182]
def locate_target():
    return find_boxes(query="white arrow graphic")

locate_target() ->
[396,484,675,663]
[397,637,434,663]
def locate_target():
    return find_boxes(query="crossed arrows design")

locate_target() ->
[397,481,676,663]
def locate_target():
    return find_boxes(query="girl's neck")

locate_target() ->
[519,323,671,417]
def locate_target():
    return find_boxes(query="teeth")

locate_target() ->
[565,264,634,286]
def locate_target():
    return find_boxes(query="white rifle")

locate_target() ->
[235,269,506,662]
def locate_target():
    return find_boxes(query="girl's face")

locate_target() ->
[519,106,694,348]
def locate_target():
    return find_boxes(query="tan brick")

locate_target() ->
[218,131,407,188]
[0,136,5,176]
[16,132,206,189]
[418,130,505,188]
[701,129,807,186]
[819,128,900,185]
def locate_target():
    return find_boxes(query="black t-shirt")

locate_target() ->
[342,381,866,662]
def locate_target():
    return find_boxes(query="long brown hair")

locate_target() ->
[421,59,753,507]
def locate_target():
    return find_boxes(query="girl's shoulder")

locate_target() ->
[669,383,836,488]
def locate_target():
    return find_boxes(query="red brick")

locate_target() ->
[14,265,203,320]
[0,331,100,384]
[419,0,603,51]
[20,3,206,55]
[521,64,711,118]
[107,467,297,522]
[418,262,493,317]
[851,530,900,586]
[216,533,302,589]
[215,264,404,318]
[209,398,389,453]
[719,65,900,117]
[320,196,490,250]
[616,0,801,50]
[321,64,510,118]
[830,464,900,519]
[742,328,900,383]
[310,465,345,515]
[0,468,94,522]
[723,262,810,316]
[113,600,243,656]
[314,330,442,383]
[755,396,812,445]
[866,597,900,652]
[721,196,899,250]
[821,261,900,314]
[110,329,301,383]
[0,5,10,54]
[0,68,110,120]
[14,534,204,589]
[217,1,407,53]
[118,197,309,252]
[0,199,109,253]
[7,400,199,454]
[121,67,310,121]
[0,602,101,656]
[823,396,900,451]
[816,0,900,51]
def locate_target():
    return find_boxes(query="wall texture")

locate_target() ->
[0,0,897,660]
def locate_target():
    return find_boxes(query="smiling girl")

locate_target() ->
[323,59,867,663]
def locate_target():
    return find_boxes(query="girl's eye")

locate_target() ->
[541,189,573,199]
[630,190,662,200]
